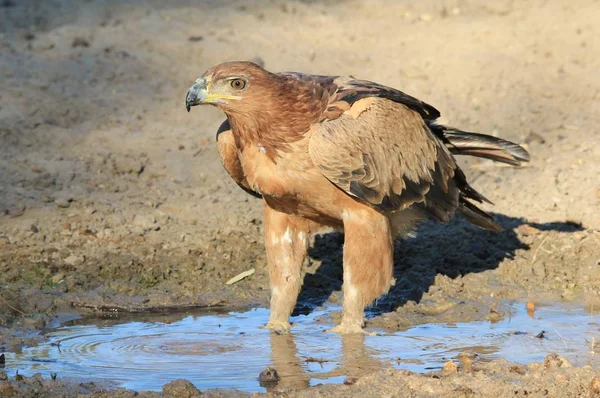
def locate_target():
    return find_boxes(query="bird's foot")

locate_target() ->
[327,323,376,335]
[264,320,291,334]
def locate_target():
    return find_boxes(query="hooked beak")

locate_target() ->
[185,78,208,112]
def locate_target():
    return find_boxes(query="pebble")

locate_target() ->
[517,224,540,236]
[543,353,573,369]
[51,272,65,284]
[162,379,202,398]
[72,37,90,48]
[133,214,158,230]
[258,366,280,385]
[63,255,84,266]
[55,198,71,208]
[457,352,476,371]
[442,361,458,374]
[344,376,358,385]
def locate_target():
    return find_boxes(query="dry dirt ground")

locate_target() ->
[1,0,600,396]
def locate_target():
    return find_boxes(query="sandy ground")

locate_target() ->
[1,0,600,396]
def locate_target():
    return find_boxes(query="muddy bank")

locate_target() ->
[2,354,600,397]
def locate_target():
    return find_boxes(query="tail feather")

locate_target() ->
[458,197,503,232]
[429,124,530,166]
[426,122,530,231]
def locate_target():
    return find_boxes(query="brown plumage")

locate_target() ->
[186,61,529,334]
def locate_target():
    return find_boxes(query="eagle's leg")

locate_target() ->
[264,202,310,334]
[331,207,394,334]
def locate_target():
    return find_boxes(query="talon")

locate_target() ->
[265,321,291,334]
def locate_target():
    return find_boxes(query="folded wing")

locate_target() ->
[309,96,502,231]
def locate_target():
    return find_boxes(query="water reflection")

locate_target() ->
[269,332,388,390]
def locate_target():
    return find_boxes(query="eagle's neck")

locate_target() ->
[226,76,331,160]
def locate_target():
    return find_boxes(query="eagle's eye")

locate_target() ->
[230,79,246,90]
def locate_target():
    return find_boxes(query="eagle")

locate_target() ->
[185,61,529,334]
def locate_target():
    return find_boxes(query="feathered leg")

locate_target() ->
[331,207,394,334]
[264,202,310,334]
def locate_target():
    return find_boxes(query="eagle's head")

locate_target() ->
[185,61,274,114]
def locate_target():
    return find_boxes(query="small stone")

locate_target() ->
[188,35,203,42]
[51,272,65,284]
[8,205,25,217]
[63,255,84,266]
[525,132,546,144]
[72,37,90,48]
[458,356,473,371]
[0,371,7,381]
[517,224,540,236]
[344,376,358,385]
[55,198,72,208]
[162,379,202,398]
[30,224,39,233]
[543,353,572,369]
[442,361,458,374]
[132,214,158,230]
[79,382,96,390]
[258,366,280,386]
[453,386,475,397]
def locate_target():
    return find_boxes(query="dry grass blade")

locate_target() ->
[0,293,27,316]
[553,328,568,349]
[530,234,550,266]
[225,268,255,285]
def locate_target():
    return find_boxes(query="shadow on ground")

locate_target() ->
[294,214,584,317]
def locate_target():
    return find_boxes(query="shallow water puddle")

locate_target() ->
[5,303,599,392]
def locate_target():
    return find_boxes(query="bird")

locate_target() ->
[185,61,529,334]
